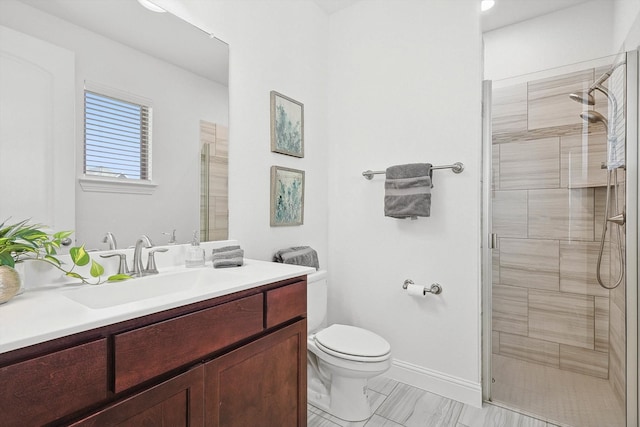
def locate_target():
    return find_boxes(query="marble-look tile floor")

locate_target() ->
[308,376,560,427]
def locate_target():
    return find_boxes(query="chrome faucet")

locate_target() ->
[102,232,117,250]
[132,235,153,277]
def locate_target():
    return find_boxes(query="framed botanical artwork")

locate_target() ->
[270,166,305,226]
[270,91,304,158]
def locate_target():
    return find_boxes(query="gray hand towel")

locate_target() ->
[273,246,319,270]
[212,247,244,268]
[212,245,241,254]
[384,163,432,219]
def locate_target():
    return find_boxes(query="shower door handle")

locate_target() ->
[489,233,498,249]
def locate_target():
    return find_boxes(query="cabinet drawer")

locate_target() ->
[114,293,263,393]
[265,280,306,328]
[0,338,108,427]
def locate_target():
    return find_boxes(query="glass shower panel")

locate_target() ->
[489,54,626,427]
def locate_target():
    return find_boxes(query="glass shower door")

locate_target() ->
[486,53,628,427]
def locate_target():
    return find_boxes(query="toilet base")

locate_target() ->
[330,376,372,421]
[305,324,391,422]
[308,376,372,422]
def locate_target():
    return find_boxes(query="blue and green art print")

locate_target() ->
[271,91,304,158]
[270,166,304,226]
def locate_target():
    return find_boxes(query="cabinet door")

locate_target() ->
[71,366,204,427]
[0,339,107,427]
[204,320,307,427]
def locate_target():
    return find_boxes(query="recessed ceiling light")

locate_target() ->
[481,0,495,12]
[137,0,166,13]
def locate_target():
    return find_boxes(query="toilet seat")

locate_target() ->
[314,324,391,363]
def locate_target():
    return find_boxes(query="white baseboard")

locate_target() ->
[386,359,483,408]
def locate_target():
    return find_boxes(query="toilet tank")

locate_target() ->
[307,270,327,332]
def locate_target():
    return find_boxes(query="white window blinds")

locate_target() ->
[84,90,151,180]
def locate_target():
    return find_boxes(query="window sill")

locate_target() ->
[79,176,158,195]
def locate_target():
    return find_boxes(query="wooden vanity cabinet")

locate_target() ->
[0,275,307,427]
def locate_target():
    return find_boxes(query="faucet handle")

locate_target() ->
[162,229,177,245]
[146,248,169,274]
[100,252,130,275]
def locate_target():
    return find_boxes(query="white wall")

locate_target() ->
[328,0,483,405]
[154,0,330,266]
[157,0,483,405]
[484,0,615,81]
[620,0,640,50]
[484,0,640,80]
[614,0,640,50]
[155,0,483,405]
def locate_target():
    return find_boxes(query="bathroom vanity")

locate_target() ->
[0,260,312,426]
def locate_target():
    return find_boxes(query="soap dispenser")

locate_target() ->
[185,231,205,268]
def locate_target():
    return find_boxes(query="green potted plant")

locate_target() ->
[0,219,129,304]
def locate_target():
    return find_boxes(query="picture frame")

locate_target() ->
[270,90,304,158]
[270,166,305,226]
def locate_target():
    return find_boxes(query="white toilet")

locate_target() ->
[306,270,392,421]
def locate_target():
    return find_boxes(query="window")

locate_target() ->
[84,90,151,180]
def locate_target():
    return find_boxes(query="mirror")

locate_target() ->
[0,0,229,250]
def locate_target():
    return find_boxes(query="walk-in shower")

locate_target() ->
[483,51,637,427]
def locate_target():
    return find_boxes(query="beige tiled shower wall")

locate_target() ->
[491,67,625,394]
[200,122,229,241]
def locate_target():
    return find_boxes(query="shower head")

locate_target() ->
[569,83,610,105]
[569,91,596,105]
[580,110,608,130]
[568,67,616,105]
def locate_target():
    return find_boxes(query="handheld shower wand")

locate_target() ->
[570,87,624,290]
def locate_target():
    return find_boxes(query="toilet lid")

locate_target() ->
[314,324,391,358]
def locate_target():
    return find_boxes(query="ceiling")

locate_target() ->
[312,0,593,32]
[481,0,592,31]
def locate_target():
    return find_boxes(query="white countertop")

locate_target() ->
[0,259,314,354]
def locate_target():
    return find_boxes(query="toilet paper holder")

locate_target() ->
[403,279,443,295]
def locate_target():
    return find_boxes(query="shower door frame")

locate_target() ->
[626,49,638,427]
[480,50,639,427]
[481,78,493,404]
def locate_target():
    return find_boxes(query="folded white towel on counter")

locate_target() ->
[384,163,432,219]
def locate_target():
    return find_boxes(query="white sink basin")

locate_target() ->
[60,261,298,310]
[63,268,233,309]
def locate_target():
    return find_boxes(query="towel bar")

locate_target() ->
[403,279,443,295]
[362,162,464,180]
